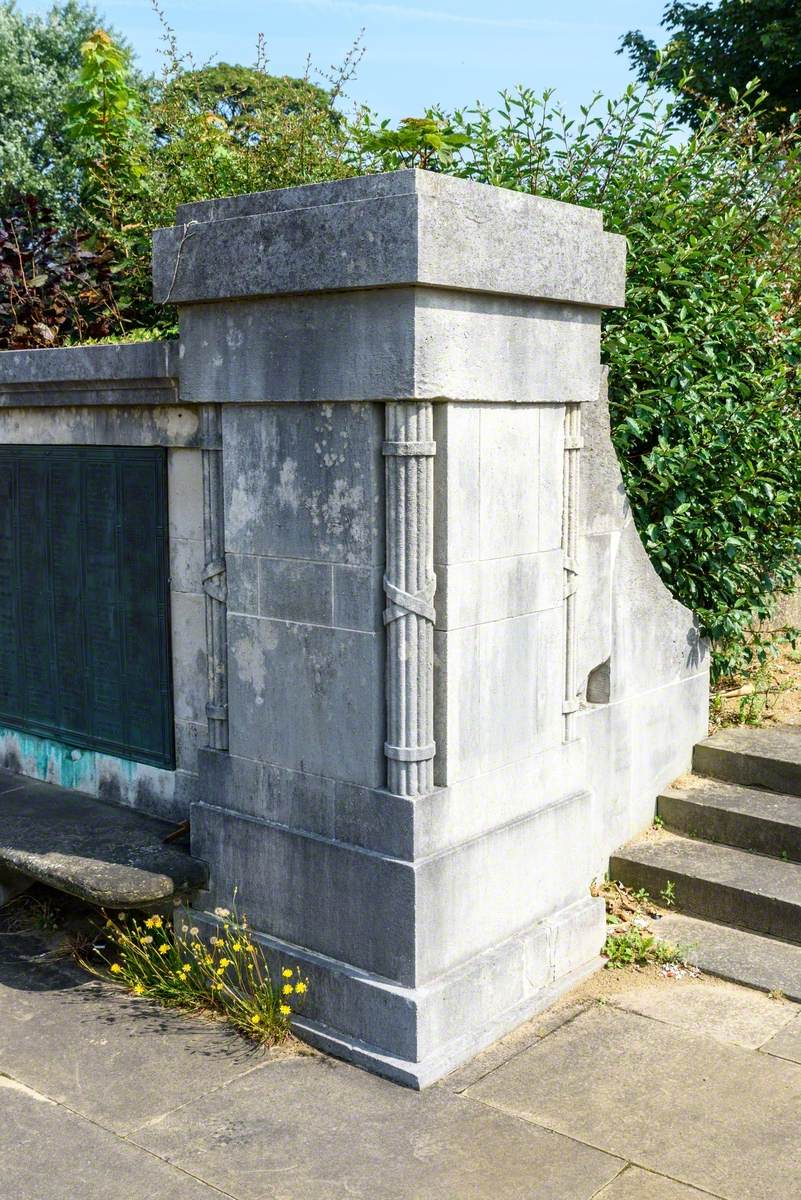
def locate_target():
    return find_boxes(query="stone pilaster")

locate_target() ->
[200,405,228,751]
[562,401,582,741]
[383,402,436,797]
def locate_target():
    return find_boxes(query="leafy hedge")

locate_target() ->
[2,5,800,680]
[357,85,801,678]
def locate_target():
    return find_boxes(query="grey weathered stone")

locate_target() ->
[154,169,625,309]
[0,770,206,905]
[225,553,259,615]
[169,590,207,725]
[226,614,384,787]
[658,777,801,861]
[467,1004,801,1200]
[332,564,383,632]
[190,800,417,983]
[176,289,603,406]
[694,726,801,796]
[0,1081,224,1200]
[132,1052,622,1200]
[610,979,796,1050]
[657,912,801,1003]
[596,1168,719,1200]
[259,557,333,625]
[384,400,436,797]
[222,402,384,565]
[0,340,178,407]
[0,402,203,446]
[611,831,801,943]
[0,948,269,1136]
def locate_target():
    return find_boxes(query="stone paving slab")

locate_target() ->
[759,1011,801,1065]
[596,1165,721,1199]
[0,1080,223,1200]
[609,979,797,1049]
[0,939,277,1135]
[132,1054,623,1200]
[466,1005,801,1200]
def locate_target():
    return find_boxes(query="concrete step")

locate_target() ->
[656,912,801,1002]
[694,727,801,796]
[657,777,801,862]
[0,769,207,909]
[609,831,801,944]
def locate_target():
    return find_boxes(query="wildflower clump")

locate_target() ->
[87,907,307,1045]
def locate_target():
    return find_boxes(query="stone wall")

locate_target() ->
[0,168,710,1086]
[0,342,206,821]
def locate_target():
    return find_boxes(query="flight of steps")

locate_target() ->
[610,726,801,1000]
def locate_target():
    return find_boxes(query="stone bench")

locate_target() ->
[0,770,208,909]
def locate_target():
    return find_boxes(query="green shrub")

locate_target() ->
[356,86,801,678]
[0,194,122,348]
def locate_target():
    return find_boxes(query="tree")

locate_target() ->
[620,1,801,130]
[159,63,336,140]
[0,0,133,218]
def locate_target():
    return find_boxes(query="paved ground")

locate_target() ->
[2,932,801,1200]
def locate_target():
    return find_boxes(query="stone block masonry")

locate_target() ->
[0,169,709,1086]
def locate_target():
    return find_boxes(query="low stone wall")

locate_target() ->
[0,168,709,1085]
[0,341,208,822]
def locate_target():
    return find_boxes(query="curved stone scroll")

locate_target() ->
[383,402,436,797]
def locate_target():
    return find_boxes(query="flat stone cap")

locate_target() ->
[153,169,625,309]
[0,340,179,407]
[0,772,207,908]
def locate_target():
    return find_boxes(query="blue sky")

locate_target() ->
[24,0,668,120]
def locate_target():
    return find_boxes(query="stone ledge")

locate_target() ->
[0,771,207,908]
[153,170,625,309]
[0,341,179,407]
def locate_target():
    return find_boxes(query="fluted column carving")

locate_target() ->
[383,402,436,797]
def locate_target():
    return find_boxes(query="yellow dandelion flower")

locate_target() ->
[280,1004,291,1016]
[232,942,242,952]
[218,958,231,970]
[110,963,122,975]
[282,983,294,995]
[282,967,293,978]
[250,1013,262,1025]
[144,915,162,929]
[133,983,145,995]
[158,944,170,955]
[295,981,307,994]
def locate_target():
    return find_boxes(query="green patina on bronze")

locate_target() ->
[0,445,174,769]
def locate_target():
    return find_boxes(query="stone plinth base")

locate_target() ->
[185,894,605,1088]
